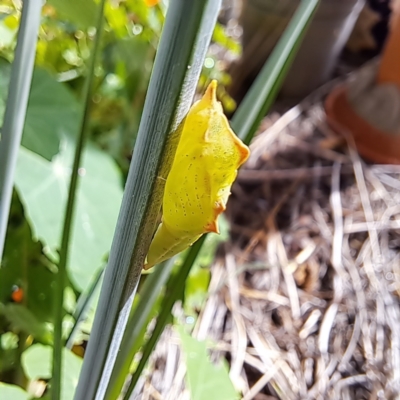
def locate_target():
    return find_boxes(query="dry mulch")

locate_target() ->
[132,77,400,399]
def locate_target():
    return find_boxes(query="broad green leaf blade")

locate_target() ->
[14,140,123,291]
[0,383,29,400]
[232,0,320,145]
[47,0,97,29]
[23,68,80,160]
[21,344,82,400]
[0,64,79,161]
[74,1,221,399]
[179,328,239,400]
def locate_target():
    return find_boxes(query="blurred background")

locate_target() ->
[1,1,400,399]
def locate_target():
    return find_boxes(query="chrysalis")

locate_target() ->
[144,80,250,269]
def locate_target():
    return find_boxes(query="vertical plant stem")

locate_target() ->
[74,2,221,399]
[0,0,42,261]
[50,1,106,399]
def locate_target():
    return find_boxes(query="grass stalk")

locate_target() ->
[51,1,106,399]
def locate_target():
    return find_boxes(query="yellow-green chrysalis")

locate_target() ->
[144,80,250,269]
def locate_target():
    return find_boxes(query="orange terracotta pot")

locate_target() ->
[325,10,400,164]
[377,9,400,87]
[325,85,400,164]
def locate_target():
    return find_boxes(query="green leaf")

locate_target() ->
[179,328,239,400]
[0,303,53,344]
[0,64,80,161]
[47,0,97,29]
[22,344,82,400]
[22,344,51,380]
[0,383,29,400]
[185,267,210,315]
[23,68,80,161]
[14,140,123,291]
[1,332,18,350]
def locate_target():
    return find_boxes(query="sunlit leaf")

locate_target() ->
[0,63,80,160]
[179,328,239,400]
[15,140,123,291]
[22,344,82,400]
[184,267,210,315]
[23,68,80,160]
[0,383,29,400]
[0,17,18,49]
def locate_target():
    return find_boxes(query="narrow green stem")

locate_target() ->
[50,2,106,399]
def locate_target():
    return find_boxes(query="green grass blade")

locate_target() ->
[73,1,221,399]
[0,0,42,261]
[105,259,175,400]
[51,1,107,399]
[123,237,206,400]
[232,0,320,145]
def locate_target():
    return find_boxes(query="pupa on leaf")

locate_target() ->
[144,80,250,270]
